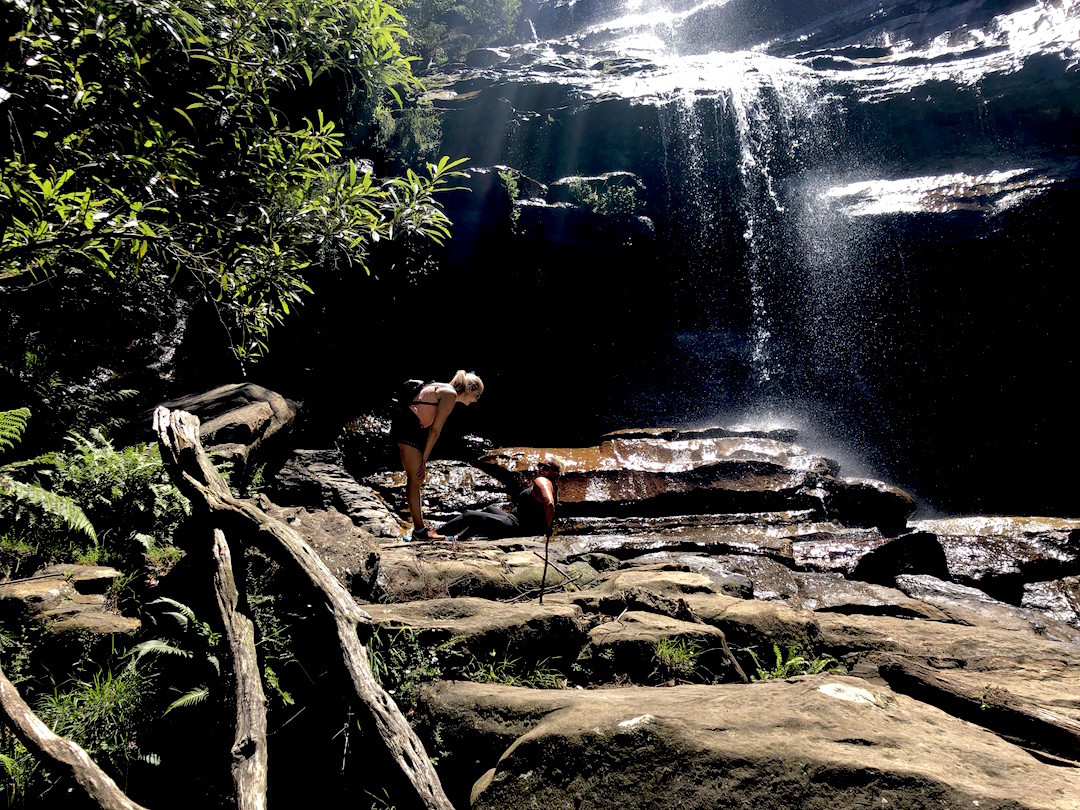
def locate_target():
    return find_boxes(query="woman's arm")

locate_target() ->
[533,477,556,529]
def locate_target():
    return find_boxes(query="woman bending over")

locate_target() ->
[440,457,565,541]
[391,370,483,540]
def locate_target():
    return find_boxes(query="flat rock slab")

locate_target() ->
[793,530,949,583]
[366,596,588,663]
[419,677,1080,810]
[913,516,1080,601]
[617,552,755,598]
[376,538,600,602]
[897,574,1080,644]
[602,425,800,443]
[0,565,138,637]
[566,525,794,563]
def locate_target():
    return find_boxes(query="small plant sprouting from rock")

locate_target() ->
[652,637,706,682]
[367,626,444,713]
[464,651,566,689]
[747,644,840,682]
[499,169,521,228]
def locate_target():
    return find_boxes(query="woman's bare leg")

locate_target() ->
[399,443,425,529]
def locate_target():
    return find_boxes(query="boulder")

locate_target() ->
[418,678,1080,810]
[820,476,916,531]
[267,449,405,539]
[479,435,837,516]
[913,516,1080,602]
[565,526,794,564]
[160,383,298,474]
[256,495,381,597]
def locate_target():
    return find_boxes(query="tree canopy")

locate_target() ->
[1,0,465,365]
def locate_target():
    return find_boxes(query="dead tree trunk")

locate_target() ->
[153,407,453,810]
[212,528,268,810]
[0,665,149,810]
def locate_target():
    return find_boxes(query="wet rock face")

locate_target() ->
[483,433,830,515]
[913,516,1080,602]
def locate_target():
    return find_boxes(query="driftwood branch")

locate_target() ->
[0,665,149,810]
[212,528,268,810]
[153,407,453,810]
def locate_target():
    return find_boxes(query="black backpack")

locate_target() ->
[390,379,426,411]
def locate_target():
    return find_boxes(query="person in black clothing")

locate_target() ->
[439,457,565,541]
[390,370,483,540]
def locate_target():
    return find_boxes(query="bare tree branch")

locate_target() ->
[153,407,453,810]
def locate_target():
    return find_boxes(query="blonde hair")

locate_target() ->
[450,370,484,396]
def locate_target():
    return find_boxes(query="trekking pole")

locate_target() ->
[539,526,552,605]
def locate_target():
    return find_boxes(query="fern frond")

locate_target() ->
[0,408,31,455]
[0,452,58,471]
[129,639,192,663]
[0,476,97,541]
[164,686,209,714]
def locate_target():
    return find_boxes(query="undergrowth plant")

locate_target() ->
[130,598,221,715]
[748,644,841,682]
[652,637,708,682]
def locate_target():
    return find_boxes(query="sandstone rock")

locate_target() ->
[820,476,916,530]
[581,610,735,683]
[418,678,1080,810]
[256,495,380,597]
[1022,576,1080,630]
[160,382,298,474]
[480,435,836,516]
[565,525,794,564]
[268,449,405,539]
[789,571,949,620]
[0,576,75,613]
[465,47,510,68]
[912,516,1080,602]
[47,613,142,636]
[37,564,124,594]
[376,538,600,602]
[617,552,754,598]
[793,529,947,582]
[366,596,588,666]
[897,574,1080,644]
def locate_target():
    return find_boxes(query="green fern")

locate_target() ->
[0,408,31,454]
[0,476,97,542]
[164,686,209,715]
[129,639,193,663]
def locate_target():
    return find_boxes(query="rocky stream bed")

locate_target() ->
[4,386,1079,808]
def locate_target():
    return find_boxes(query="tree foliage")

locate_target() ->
[1,0,465,364]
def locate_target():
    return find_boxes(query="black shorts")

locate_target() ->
[390,408,428,451]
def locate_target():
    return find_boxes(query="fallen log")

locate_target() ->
[0,664,148,810]
[153,407,452,810]
[212,528,268,810]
